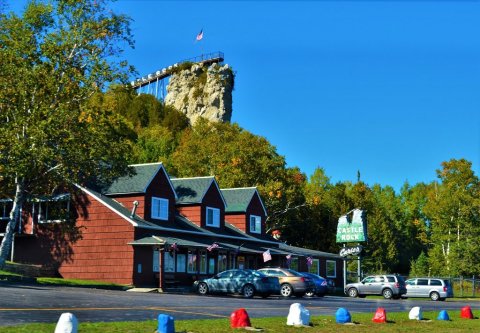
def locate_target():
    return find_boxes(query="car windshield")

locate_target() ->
[250,270,267,277]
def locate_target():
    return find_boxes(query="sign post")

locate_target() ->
[336,209,367,286]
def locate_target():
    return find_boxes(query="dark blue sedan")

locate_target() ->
[301,272,328,297]
[194,269,280,298]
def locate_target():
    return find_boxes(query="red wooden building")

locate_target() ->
[1,162,343,289]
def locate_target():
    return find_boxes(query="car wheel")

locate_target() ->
[347,287,358,298]
[430,291,440,301]
[305,290,315,297]
[242,284,255,298]
[382,288,393,299]
[280,283,294,297]
[197,282,208,296]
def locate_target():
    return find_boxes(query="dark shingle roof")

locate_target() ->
[171,176,215,204]
[221,188,257,213]
[102,163,163,195]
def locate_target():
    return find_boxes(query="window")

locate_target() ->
[187,251,197,273]
[206,207,220,227]
[430,279,442,286]
[290,257,299,271]
[164,252,175,272]
[208,257,216,274]
[153,249,160,273]
[218,253,227,272]
[375,276,385,283]
[326,260,336,278]
[151,197,168,220]
[199,251,207,274]
[417,279,428,286]
[309,259,320,275]
[0,200,13,220]
[249,215,261,234]
[36,194,70,223]
[176,254,186,273]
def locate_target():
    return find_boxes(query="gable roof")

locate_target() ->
[221,187,267,215]
[171,176,226,207]
[77,185,279,245]
[101,163,176,198]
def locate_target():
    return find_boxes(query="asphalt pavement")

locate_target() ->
[0,282,478,326]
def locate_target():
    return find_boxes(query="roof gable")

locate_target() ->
[102,163,176,198]
[222,187,267,215]
[172,176,226,207]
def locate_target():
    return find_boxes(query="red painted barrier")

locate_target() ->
[460,306,473,319]
[372,307,387,323]
[230,308,252,328]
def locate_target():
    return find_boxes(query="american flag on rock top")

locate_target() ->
[196,29,203,41]
[207,242,219,252]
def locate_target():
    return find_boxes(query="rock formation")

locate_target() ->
[165,62,234,124]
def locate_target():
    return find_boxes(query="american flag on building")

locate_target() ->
[207,242,219,252]
[263,249,272,262]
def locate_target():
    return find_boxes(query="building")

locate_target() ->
[1,163,343,289]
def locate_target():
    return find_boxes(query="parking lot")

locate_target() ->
[0,282,478,326]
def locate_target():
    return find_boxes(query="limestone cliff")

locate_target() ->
[165,62,234,124]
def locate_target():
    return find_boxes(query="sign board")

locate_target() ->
[339,245,363,257]
[336,209,367,243]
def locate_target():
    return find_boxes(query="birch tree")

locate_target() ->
[0,0,134,268]
[424,159,480,276]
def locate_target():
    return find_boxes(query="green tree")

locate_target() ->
[170,118,308,242]
[0,0,134,268]
[424,159,480,276]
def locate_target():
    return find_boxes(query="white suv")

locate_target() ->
[403,278,453,301]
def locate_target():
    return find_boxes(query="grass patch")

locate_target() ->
[0,270,21,277]
[36,277,129,290]
[0,311,478,332]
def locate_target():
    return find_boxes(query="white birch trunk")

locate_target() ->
[0,180,25,269]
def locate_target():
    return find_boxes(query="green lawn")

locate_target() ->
[36,277,129,290]
[0,311,477,333]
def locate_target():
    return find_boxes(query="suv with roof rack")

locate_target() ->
[345,274,407,299]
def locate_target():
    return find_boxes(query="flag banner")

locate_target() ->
[207,242,219,252]
[286,254,292,267]
[196,29,203,41]
[169,242,178,252]
[263,249,272,262]
[306,256,313,267]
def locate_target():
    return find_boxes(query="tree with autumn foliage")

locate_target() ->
[0,0,134,268]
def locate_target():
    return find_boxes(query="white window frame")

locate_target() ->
[208,257,216,274]
[176,254,186,273]
[37,195,70,224]
[187,250,197,274]
[326,260,337,278]
[0,200,13,220]
[309,259,320,275]
[164,251,175,272]
[153,249,160,273]
[206,206,220,227]
[199,251,207,274]
[249,215,261,234]
[290,257,299,271]
[151,197,169,221]
[217,253,227,272]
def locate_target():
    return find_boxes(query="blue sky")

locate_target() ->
[9,1,480,191]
